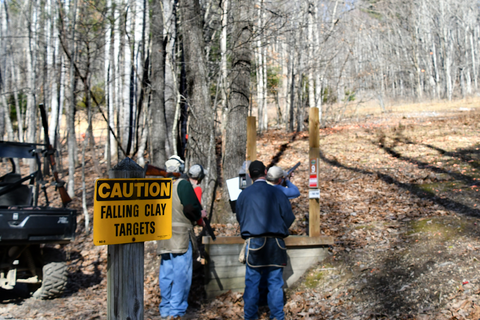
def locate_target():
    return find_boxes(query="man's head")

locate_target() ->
[248,160,266,180]
[266,166,286,185]
[188,164,206,183]
[165,155,185,173]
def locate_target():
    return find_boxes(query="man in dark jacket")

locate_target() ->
[235,160,295,320]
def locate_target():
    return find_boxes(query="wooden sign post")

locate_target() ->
[309,108,321,237]
[93,158,173,319]
[107,158,145,320]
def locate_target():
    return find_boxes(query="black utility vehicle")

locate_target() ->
[0,108,76,299]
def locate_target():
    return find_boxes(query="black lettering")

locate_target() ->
[134,205,139,217]
[150,221,155,233]
[145,204,150,217]
[101,206,106,219]
[113,205,118,218]
[115,223,120,236]
[119,223,126,236]
[106,206,112,219]
[155,204,162,216]
[134,222,139,235]
[161,203,167,215]
[140,222,145,235]
[126,223,132,236]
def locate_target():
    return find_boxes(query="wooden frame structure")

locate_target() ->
[202,110,333,298]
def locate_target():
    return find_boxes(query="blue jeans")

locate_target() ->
[244,265,285,320]
[159,242,192,318]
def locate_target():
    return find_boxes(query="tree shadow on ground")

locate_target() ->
[267,132,298,169]
[63,249,104,297]
[318,146,480,218]
[317,135,480,316]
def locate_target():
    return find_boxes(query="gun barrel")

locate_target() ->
[145,164,181,178]
[203,217,216,240]
[286,162,301,176]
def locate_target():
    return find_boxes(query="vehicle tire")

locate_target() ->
[32,249,68,299]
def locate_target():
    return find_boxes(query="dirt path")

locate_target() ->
[1,108,479,319]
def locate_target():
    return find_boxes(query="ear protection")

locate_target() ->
[169,155,185,173]
[188,164,205,183]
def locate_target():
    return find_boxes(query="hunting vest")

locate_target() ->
[156,178,195,255]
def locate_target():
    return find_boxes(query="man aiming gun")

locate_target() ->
[266,163,301,200]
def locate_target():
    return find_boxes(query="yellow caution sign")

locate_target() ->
[93,178,172,246]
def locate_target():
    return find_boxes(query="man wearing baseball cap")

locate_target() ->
[235,160,295,320]
[157,156,203,320]
[266,166,300,200]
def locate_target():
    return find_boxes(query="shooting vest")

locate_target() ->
[156,178,195,255]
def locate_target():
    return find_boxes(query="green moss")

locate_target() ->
[354,225,375,230]
[418,181,459,193]
[407,218,469,241]
[304,272,325,289]
[303,264,335,289]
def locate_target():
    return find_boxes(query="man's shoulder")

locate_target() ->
[176,178,195,192]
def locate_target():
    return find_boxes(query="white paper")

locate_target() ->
[309,189,320,199]
[226,177,242,201]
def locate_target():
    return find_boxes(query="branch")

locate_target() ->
[57,2,127,157]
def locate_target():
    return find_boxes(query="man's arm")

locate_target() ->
[177,180,202,222]
[281,180,300,199]
[278,192,295,229]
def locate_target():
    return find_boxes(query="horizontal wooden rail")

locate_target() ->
[202,235,334,246]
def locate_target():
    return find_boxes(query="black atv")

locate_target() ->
[0,109,76,299]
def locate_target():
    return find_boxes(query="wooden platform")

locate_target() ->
[202,235,334,299]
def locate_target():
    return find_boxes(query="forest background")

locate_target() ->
[1,0,479,225]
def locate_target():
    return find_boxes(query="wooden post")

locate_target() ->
[309,108,321,237]
[247,116,257,161]
[107,158,144,320]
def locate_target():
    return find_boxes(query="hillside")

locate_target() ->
[1,100,479,320]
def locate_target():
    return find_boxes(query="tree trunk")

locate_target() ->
[255,0,266,132]
[180,0,217,208]
[67,0,78,198]
[221,0,252,220]
[26,0,38,146]
[307,2,316,109]
[105,0,112,169]
[164,0,177,157]
[149,0,167,167]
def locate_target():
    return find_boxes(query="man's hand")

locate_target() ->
[199,210,207,227]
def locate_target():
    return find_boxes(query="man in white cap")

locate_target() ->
[187,164,208,226]
[157,155,204,320]
[266,166,300,200]
[187,164,206,202]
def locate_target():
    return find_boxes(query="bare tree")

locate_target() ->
[180,0,217,207]
[149,0,167,167]
[220,0,252,220]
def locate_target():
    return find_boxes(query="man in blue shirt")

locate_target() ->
[266,166,300,200]
[236,160,295,320]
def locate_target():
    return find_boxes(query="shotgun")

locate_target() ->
[282,161,301,186]
[38,103,72,207]
[144,163,182,178]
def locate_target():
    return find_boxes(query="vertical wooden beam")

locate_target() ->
[107,158,144,320]
[247,116,257,161]
[309,108,321,237]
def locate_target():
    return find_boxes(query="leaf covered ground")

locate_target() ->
[1,103,479,320]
